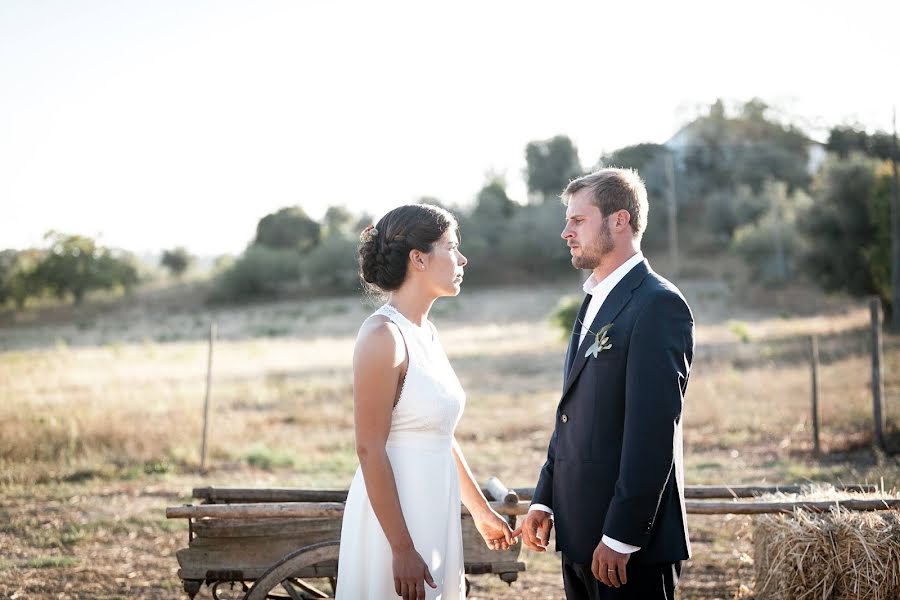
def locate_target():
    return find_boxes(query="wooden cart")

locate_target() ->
[167,480,890,599]
[166,477,525,599]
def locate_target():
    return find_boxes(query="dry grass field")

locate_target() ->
[1,278,899,599]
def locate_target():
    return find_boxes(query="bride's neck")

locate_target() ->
[388,287,436,328]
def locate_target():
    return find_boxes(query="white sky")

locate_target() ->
[2,0,898,256]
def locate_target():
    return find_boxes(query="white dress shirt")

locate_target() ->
[530,251,645,555]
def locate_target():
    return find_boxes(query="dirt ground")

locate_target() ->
[2,280,899,599]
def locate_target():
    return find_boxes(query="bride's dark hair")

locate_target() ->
[358,204,457,293]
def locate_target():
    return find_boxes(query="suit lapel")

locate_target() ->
[561,260,651,399]
[565,293,592,376]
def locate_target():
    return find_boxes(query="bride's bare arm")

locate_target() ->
[451,439,491,519]
[452,438,515,550]
[353,318,435,596]
[353,318,412,549]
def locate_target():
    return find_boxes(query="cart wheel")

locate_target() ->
[243,540,340,600]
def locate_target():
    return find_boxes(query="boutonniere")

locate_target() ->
[584,323,614,358]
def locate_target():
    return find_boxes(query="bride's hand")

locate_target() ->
[392,546,437,600]
[474,508,516,551]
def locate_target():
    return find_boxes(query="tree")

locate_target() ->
[827,126,871,158]
[731,181,811,284]
[212,254,235,274]
[861,162,896,314]
[31,232,139,304]
[255,206,321,252]
[601,144,667,174]
[525,135,582,203]
[705,185,771,242]
[323,205,353,235]
[97,249,139,294]
[869,132,898,161]
[680,99,811,196]
[0,249,42,310]
[826,125,898,162]
[799,154,882,299]
[211,245,303,302]
[161,247,193,278]
[472,176,515,219]
[302,231,360,293]
[353,212,374,234]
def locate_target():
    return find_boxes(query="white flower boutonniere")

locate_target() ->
[584,323,613,358]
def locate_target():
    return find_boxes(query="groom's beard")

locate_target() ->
[571,219,614,270]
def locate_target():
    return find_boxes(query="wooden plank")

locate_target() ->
[681,484,881,499]
[175,543,338,580]
[168,503,347,520]
[167,501,525,520]
[192,517,342,539]
[685,498,900,515]
[177,563,336,581]
[511,484,879,501]
[193,487,349,503]
[484,477,518,505]
[170,494,899,521]
[202,483,889,504]
[193,485,518,505]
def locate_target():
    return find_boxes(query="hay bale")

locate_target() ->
[752,485,900,600]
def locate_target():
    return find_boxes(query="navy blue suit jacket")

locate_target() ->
[532,260,694,566]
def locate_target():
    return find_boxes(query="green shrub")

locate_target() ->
[211,245,302,302]
[550,295,581,339]
[301,232,361,293]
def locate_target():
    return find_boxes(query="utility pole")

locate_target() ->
[772,187,788,281]
[665,152,680,280]
[891,106,900,329]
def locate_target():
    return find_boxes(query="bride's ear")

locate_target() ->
[409,249,427,271]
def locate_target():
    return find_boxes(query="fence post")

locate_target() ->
[870,298,885,450]
[201,321,217,472]
[809,335,820,455]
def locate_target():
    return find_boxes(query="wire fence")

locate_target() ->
[694,299,899,453]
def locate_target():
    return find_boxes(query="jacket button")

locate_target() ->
[561,414,568,423]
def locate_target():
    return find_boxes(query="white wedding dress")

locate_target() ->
[336,304,467,599]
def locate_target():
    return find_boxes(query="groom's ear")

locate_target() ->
[613,209,631,231]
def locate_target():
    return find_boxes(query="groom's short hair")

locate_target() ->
[562,169,649,240]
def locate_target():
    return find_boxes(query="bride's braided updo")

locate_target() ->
[359,204,457,293]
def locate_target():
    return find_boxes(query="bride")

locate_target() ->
[336,204,515,600]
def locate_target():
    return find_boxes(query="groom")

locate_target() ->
[514,169,694,599]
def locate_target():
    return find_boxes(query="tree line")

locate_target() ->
[2,98,896,312]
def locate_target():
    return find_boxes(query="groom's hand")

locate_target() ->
[512,510,553,552]
[591,540,629,587]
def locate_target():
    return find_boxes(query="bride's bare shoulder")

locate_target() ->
[354,315,405,366]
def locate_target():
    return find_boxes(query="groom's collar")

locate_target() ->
[582,251,645,297]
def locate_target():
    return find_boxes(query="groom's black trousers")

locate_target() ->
[561,553,681,600]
